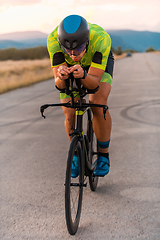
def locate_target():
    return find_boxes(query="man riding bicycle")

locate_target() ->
[47,14,114,178]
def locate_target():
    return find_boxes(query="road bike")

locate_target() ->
[40,73,108,235]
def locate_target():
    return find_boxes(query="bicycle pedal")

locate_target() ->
[93,174,104,177]
[64,182,87,187]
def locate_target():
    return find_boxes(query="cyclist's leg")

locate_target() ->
[60,93,80,141]
[89,81,111,176]
[89,50,114,153]
[61,94,80,178]
[89,51,114,176]
[89,81,112,153]
[61,99,75,141]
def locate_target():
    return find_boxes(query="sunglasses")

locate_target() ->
[61,42,86,56]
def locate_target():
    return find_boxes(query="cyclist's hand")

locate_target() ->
[69,65,84,79]
[57,65,70,80]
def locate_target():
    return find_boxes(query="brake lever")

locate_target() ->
[40,108,46,118]
[40,105,49,119]
[103,106,108,120]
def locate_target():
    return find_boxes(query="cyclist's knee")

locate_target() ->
[62,106,75,126]
[89,83,111,106]
[91,104,103,116]
[64,113,74,125]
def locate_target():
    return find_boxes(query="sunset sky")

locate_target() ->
[0,0,160,34]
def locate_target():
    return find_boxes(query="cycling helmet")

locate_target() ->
[58,15,89,50]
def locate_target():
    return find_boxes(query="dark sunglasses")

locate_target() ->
[61,42,86,56]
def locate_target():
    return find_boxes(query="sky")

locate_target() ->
[0,0,160,35]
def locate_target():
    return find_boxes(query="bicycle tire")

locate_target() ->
[86,108,99,191]
[65,135,83,235]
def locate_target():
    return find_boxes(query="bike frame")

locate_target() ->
[40,77,108,167]
[40,75,109,235]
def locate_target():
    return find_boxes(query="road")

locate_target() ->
[0,53,160,239]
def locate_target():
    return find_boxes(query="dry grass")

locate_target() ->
[154,51,160,55]
[0,54,126,94]
[0,58,53,94]
[114,53,127,60]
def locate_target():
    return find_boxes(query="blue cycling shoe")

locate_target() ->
[94,156,110,177]
[71,155,79,178]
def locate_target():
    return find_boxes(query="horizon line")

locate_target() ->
[0,28,160,36]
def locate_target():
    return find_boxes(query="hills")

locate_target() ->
[0,31,48,40]
[0,31,48,49]
[107,30,160,52]
[0,30,160,52]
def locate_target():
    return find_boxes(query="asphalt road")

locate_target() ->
[0,53,160,239]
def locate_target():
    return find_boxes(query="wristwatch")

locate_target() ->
[81,69,87,79]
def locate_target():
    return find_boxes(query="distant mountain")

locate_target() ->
[108,34,133,51]
[0,31,48,49]
[0,39,47,49]
[107,30,160,52]
[0,30,160,52]
[0,40,25,49]
[0,31,48,40]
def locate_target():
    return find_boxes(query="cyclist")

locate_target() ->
[47,14,114,178]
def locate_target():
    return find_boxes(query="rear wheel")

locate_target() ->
[65,135,83,235]
[86,109,99,191]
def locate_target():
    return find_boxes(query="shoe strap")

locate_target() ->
[98,156,110,167]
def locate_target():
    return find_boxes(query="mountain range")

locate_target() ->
[0,31,47,49]
[0,30,160,52]
[107,30,160,52]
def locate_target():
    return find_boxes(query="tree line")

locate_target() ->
[0,46,49,61]
[112,46,159,55]
[0,46,158,61]
[0,46,130,60]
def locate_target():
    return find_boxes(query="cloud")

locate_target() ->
[0,0,160,34]
[0,0,42,7]
[75,0,160,7]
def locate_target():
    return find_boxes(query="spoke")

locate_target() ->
[70,185,81,220]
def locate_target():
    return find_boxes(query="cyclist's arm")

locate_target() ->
[53,63,70,89]
[82,66,104,89]
[70,65,104,90]
[79,33,111,89]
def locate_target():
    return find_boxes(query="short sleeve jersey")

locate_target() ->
[47,23,111,71]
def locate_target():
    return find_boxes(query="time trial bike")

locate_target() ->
[40,73,108,235]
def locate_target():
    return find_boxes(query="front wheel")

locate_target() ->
[65,135,83,235]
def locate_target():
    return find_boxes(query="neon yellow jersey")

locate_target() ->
[47,23,111,71]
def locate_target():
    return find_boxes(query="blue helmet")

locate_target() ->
[58,15,89,50]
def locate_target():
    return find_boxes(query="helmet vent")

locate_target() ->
[72,41,77,49]
[65,40,70,48]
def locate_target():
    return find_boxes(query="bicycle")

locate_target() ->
[40,73,108,235]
